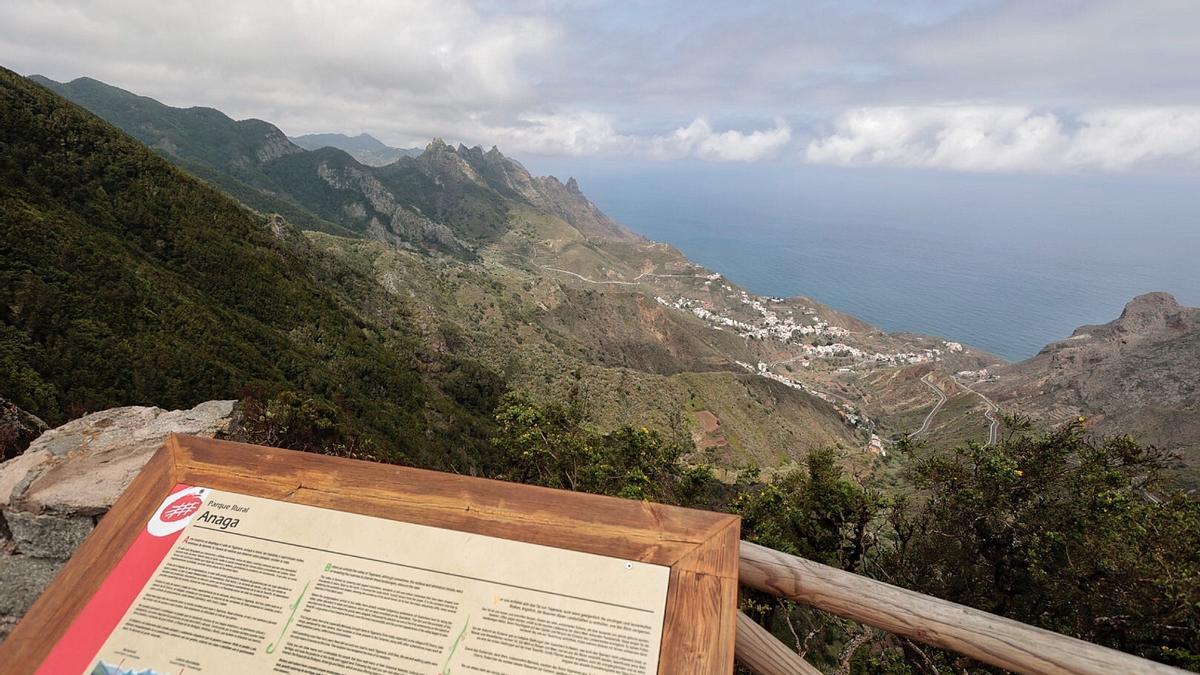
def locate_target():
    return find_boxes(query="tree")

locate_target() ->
[491,394,720,506]
[736,448,882,572]
[888,419,1200,669]
[734,448,889,673]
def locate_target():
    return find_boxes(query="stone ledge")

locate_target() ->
[0,400,238,645]
[0,400,236,516]
[2,511,94,558]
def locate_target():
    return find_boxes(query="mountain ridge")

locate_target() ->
[33,74,640,257]
[290,132,422,166]
[15,73,1010,462]
[980,292,1200,487]
[20,71,1200,486]
[6,68,866,468]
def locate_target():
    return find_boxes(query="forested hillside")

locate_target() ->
[33,75,639,256]
[0,67,496,468]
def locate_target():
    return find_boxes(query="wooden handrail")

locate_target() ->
[738,541,1185,675]
[734,611,822,675]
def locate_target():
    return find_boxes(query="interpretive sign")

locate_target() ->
[1,435,739,674]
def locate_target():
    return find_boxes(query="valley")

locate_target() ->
[4,5,1199,670]
[8,72,1199,488]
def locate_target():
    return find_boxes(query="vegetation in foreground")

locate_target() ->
[481,403,1200,672]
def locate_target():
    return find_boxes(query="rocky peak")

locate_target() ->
[449,142,542,202]
[565,177,582,195]
[1108,290,1185,333]
[456,143,486,164]
[1067,292,1193,341]
[1117,292,1182,325]
[416,138,485,185]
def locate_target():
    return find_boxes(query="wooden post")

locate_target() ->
[739,541,1186,675]
[734,611,822,675]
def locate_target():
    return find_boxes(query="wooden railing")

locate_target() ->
[733,541,1186,675]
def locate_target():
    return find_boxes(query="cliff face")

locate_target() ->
[983,293,1200,485]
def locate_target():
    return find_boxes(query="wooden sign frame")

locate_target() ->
[1,434,740,674]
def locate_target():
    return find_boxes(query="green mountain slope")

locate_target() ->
[25,72,1034,471]
[7,69,862,470]
[25,75,360,237]
[33,76,638,257]
[0,66,495,468]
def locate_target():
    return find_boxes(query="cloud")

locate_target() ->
[472,113,791,162]
[1066,109,1200,170]
[647,119,792,162]
[2,1,1198,170]
[0,0,792,163]
[482,112,622,157]
[806,106,1200,172]
[0,0,556,139]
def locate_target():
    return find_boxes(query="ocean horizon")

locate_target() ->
[524,158,1200,362]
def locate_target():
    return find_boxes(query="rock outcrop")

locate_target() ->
[982,293,1200,488]
[0,400,238,640]
[0,397,46,461]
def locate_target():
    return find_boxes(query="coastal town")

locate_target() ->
[638,271,998,456]
[654,289,965,370]
[539,256,997,456]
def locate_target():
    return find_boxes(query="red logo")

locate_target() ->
[161,495,203,523]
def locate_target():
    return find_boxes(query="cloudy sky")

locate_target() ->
[3,0,1199,172]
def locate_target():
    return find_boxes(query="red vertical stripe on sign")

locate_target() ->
[35,484,196,675]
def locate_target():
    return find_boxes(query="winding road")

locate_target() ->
[954,376,1000,445]
[542,265,712,287]
[541,266,640,286]
[912,374,948,438]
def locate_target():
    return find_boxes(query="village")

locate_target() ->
[647,282,985,457]
[655,289,963,369]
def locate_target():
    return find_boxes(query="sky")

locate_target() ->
[3,0,1200,173]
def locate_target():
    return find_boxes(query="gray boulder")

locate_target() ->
[0,400,238,642]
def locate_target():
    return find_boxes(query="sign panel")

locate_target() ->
[40,485,670,675]
[4,436,739,674]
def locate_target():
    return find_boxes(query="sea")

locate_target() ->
[523,158,1200,362]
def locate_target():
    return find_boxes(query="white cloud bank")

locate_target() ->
[647,118,792,162]
[484,114,791,162]
[806,106,1200,172]
[5,1,1197,170]
[0,0,791,163]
